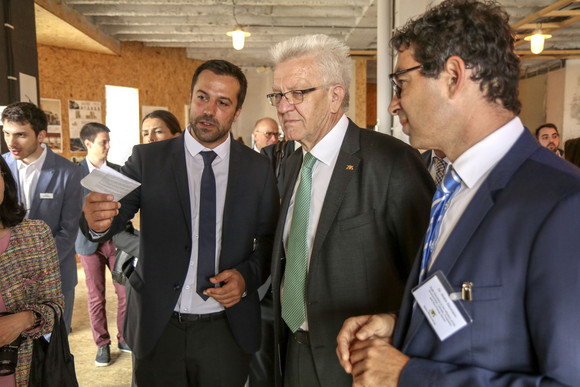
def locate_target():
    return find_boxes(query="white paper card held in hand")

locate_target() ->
[81,168,140,202]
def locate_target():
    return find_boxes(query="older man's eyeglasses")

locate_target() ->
[257,131,280,138]
[267,87,320,107]
[388,65,423,99]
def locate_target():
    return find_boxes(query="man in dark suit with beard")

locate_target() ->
[81,60,279,386]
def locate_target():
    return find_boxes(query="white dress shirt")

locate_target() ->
[282,114,349,330]
[17,143,48,216]
[175,129,230,314]
[428,117,524,270]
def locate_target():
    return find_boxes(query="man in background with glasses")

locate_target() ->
[336,1,580,386]
[252,117,280,152]
[267,34,434,387]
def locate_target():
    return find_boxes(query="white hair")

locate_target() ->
[271,34,351,111]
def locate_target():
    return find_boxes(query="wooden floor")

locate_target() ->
[69,262,133,386]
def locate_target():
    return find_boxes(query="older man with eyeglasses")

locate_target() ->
[266,34,434,387]
[252,117,280,152]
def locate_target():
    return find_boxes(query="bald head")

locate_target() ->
[253,117,280,151]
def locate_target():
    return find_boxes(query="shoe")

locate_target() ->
[95,345,110,367]
[118,341,132,353]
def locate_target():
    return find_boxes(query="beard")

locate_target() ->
[190,114,230,145]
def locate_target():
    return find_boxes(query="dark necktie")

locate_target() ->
[432,156,447,185]
[197,150,217,300]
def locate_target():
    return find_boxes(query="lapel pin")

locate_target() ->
[346,165,354,171]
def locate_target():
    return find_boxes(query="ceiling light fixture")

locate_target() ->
[524,28,552,55]
[227,0,250,50]
[227,27,251,50]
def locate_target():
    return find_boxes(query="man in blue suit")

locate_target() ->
[336,1,580,386]
[2,102,82,333]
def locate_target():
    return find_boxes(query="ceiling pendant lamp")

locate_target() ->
[227,27,251,50]
[524,29,552,54]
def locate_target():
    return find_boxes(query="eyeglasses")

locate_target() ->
[266,87,320,107]
[388,65,423,98]
[257,131,280,138]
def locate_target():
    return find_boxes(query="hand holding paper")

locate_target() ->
[81,168,140,202]
[81,168,140,233]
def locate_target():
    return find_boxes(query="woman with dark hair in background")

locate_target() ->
[141,110,182,143]
[0,156,64,386]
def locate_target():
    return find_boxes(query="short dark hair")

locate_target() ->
[535,123,558,138]
[390,0,521,115]
[0,157,26,227]
[80,122,110,144]
[1,102,47,135]
[142,110,182,135]
[190,60,247,111]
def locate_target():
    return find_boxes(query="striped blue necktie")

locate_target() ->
[418,166,462,284]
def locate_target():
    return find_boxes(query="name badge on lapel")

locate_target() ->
[40,193,54,199]
[412,270,472,341]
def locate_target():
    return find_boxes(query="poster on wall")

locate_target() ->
[68,99,102,152]
[142,105,168,120]
[40,98,63,153]
[19,73,38,106]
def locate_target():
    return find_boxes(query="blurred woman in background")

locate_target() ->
[141,110,182,143]
[0,156,64,386]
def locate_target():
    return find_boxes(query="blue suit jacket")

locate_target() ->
[392,129,580,386]
[79,133,279,358]
[74,158,120,255]
[3,147,82,293]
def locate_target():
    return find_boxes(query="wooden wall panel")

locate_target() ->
[37,41,203,160]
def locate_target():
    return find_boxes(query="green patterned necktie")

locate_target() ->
[282,152,317,333]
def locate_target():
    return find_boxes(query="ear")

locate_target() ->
[37,130,47,143]
[329,84,346,114]
[233,107,242,122]
[83,138,92,150]
[443,56,470,99]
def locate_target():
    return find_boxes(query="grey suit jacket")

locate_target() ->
[271,120,435,386]
[80,133,279,358]
[3,147,82,292]
[75,159,121,256]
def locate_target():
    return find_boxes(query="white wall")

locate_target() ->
[563,59,580,143]
[519,73,547,132]
[546,67,565,133]
[232,67,276,146]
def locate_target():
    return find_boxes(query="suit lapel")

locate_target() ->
[5,155,20,202]
[221,137,244,268]
[310,121,361,263]
[29,148,55,217]
[401,130,540,350]
[170,135,192,236]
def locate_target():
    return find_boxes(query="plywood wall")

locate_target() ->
[37,41,203,160]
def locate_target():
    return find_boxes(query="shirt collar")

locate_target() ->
[184,125,231,160]
[306,114,349,166]
[452,117,524,189]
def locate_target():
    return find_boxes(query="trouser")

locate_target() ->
[284,330,322,387]
[248,292,275,387]
[134,313,251,386]
[79,239,127,347]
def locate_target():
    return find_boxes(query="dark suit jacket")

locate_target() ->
[80,134,279,358]
[393,129,580,386]
[271,120,434,386]
[75,159,121,255]
[3,147,82,293]
[261,140,295,194]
